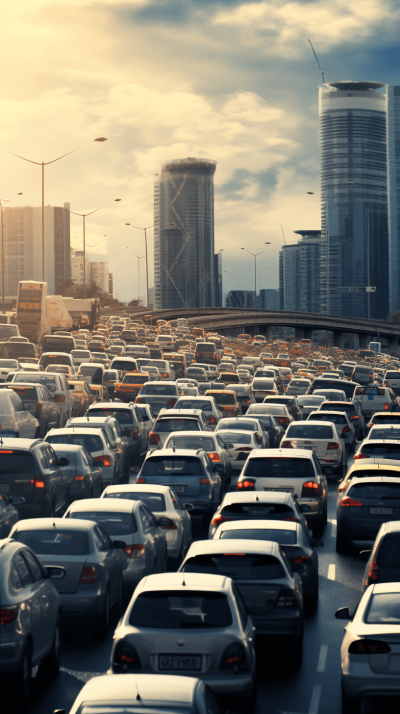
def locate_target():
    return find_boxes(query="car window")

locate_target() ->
[93,526,106,551]
[129,590,233,628]
[23,550,45,581]
[13,552,33,587]
[142,503,157,528]
[232,583,249,630]
[139,505,151,530]
[45,445,59,467]
[183,553,286,580]
[10,562,23,590]
[82,448,96,468]
[98,526,113,550]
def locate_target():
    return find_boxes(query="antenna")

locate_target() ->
[182,573,186,587]
[308,39,325,83]
[281,225,286,246]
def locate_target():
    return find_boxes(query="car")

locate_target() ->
[110,356,139,376]
[68,379,97,417]
[361,520,400,591]
[0,485,19,537]
[148,410,209,450]
[179,539,304,661]
[135,380,182,416]
[335,583,400,712]
[135,403,155,432]
[313,388,347,402]
[114,371,150,402]
[241,409,285,447]
[0,388,40,439]
[64,498,167,593]
[109,572,256,701]
[70,349,93,366]
[216,417,268,448]
[262,395,303,421]
[9,517,124,630]
[205,389,241,417]
[253,402,293,429]
[226,384,257,414]
[86,401,149,466]
[101,484,192,565]
[0,382,60,436]
[0,538,62,706]
[164,430,232,486]
[285,378,312,396]
[296,395,328,416]
[216,429,263,471]
[209,491,307,538]
[136,448,222,527]
[45,427,120,490]
[315,400,365,439]
[308,377,359,402]
[0,439,69,518]
[354,438,400,465]
[0,359,20,382]
[307,409,356,453]
[76,362,105,385]
[383,369,400,394]
[354,385,398,419]
[49,443,103,502]
[251,378,279,401]
[236,368,252,384]
[66,416,130,483]
[213,519,320,611]
[8,371,74,426]
[173,396,222,430]
[281,420,346,478]
[366,425,400,441]
[365,410,400,434]
[352,364,374,384]
[39,351,76,372]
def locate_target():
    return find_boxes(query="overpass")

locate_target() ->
[132,307,400,350]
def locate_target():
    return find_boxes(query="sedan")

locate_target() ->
[0,382,60,436]
[0,389,40,439]
[164,430,232,486]
[49,443,103,502]
[226,384,257,414]
[67,379,96,417]
[10,517,124,633]
[209,491,308,538]
[296,395,327,417]
[109,572,256,701]
[173,396,222,430]
[240,411,284,447]
[262,395,303,421]
[101,484,191,565]
[248,402,293,429]
[0,485,19,537]
[216,417,268,448]
[307,409,356,453]
[217,430,263,471]
[281,420,346,479]
[64,498,167,593]
[285,378,312,396]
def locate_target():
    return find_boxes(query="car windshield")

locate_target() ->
[89,408,133,426]
[166,436,215,451]
[68,511,137,535]
[244,415,274,428]
[122,374,149,384]
[372,415,400,424]
[79,365,101,376]
[142,456,202,476]
[365,593,400,624]
[219,421,257,431]
[176,400,212,412]
[72,351,90,358]
[287,424,333,439]
[13,374,58,392]
[310,380,356,399]
[183,554,285,580]
[219,528,297,544]
[244,456,314,479]
[104,491,166,511]
[14,529,90,555]
[369,428,400,440]
[290,380,310,387]
[140,385,177,395]
[129,590,232,629]
[47,434,103,453]
[218,431,252,445]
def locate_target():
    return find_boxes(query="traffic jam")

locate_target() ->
[1,318,400,713]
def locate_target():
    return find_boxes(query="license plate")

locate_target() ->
[154,400,166,405]
[264,487,293,493]
[159,654,201,671]
[1,483,10,493]
[370,507,393,515]
[170,486,186,494]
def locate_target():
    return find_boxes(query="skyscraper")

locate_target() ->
[319,81,389,320]
[279,231,323,312]
[154,158,217,309]
[388,87,400,315]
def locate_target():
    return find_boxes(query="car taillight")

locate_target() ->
[301,481,321,497]
[340,497,362,507]
[338,481,347,492]
[113,641,142,671]
[276,589,299,608]
[354,453,369,460]
[235,447,253,452]
[158,517,177,530]
[284,516,300,523]
[168,399,177,406]
[80,566,98,583]
[136,477,145,484]
[135,396,144,403]
[53,395,66,403]
[367,560,379,583]
[124,544,146,558]
[366,423,373,429]
[348,640,391,655]
[351,415,359,421]
[342,426,351,433]
[279,417,290,424]
[212,514,231,526]
[327,442,340,450]
[220,643,246,670]
[209,417,215,423]
[0,606,18,626]
[384,404,389,410]
[163,373,168,378]
[149,432,160,444]
[74,475,84,481]
[237,479,255,490]
[35,480,45,488]
[208,452,221,462]
[280,440,292,448]
[132,426,139,439]
[290,556,310,565]
[200,477,210,484]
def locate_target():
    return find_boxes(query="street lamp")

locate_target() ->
[241,243,271,308]
[125,223,154,307]
[126,248,145,302]
[0,192,23,312]
[63,197,121,298]
[6,138,108,281]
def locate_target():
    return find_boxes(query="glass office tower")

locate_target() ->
[319,81,389,319]
[388,87,400,315]
[153,157,217,309]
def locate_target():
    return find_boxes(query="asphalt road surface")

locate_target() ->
[28,453,400,714]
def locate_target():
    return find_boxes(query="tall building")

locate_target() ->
[70,249,90,287]
[90,261,108,293]
[225,290,255,308]
[388,87,400,315]
[320,81,389,319]
[279,244,301,311]
[214,253,223,307]
[1,203,70,297]
[154,158,217,309]
[278,231,323,312]
[258,288,280,310]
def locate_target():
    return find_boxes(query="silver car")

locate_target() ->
[0,485,19,537]
[173,396,222,431]
[109,572,256,700]
[10,517,124,633]
[101,484,192,565]
[216,417,268,448]
[0,538,62,705]
[64,498,167,593]
[45,427,120,489]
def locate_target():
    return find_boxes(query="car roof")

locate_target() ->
[165,430,216,439]
[186,538,279,557]
[47,427,106,437]
[70,674,197,708]
[137,571,229,593]
[88,402,134,410]
[205,390,236,395]
[0,439,42,451]
[371,412,400,417]
[219,519,298,532]
[373,582,400,594]
[103,484,171,495]
[347,476,400,486]
[288,420,336,427]
[350,462,400,473]
[49,443,86,453]
[246,447,314,460]
[12,517,93,532]
[361,439,400,445]
[158,409,203,417]
[222,491,296,505]
[148,448,203,458]
[309,410,347,417]
[68,497,136,513]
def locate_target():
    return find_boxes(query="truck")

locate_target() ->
[369,341,381,354]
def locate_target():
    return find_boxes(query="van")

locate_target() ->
[384,370,400,394]
[39,352,76,371]
[352,364,374,385]
[354,385,397,418]
[41,334,76,354]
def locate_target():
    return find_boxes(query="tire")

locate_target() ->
[306,579,319,614]
[13,641,32,708]
[290,632,303,670]
[41,616,61,681]
[113,576,123,618]
[336,532,349,554]
[313,509,326,537]
[96,587,110,637]
[341,678,361,714]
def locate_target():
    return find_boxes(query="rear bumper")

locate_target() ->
[59,585,108,616]
[299,498,323,521]
[337,517,387,541]
[252,609,302,636]
[343,672,400,699]
[0,635,25,672]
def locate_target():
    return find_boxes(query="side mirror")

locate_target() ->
[335,607,351,620]
[359,550,372,562]
[113,540,127,549]
[59,457,69,467]
[184,503,193,511]
[45,566,66,579]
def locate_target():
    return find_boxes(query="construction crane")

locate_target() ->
[281,225,286,246]
[309,39,325,83]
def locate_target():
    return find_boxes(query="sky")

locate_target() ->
[2,0,400,303]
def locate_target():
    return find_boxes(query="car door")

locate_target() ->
[13,551,47,663]
[216,434,230,475]
[82,448,103,497]
[141,502,166,567]
[23,549,58,658]
[44,443,68,515]
[94,525,121,602]
[40,386,59,429]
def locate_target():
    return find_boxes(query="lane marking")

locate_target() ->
[331,519,337,538]
[328,564,336,580]
[317,645,328,673]
[309,684,322,714]
[60,667,104,683]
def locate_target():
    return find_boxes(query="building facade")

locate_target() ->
[214,253,223,307]
[319,81,389,319]
[278,231,323,313]
[388,86,400,315]
[225,290,255,308]
[90,261,108,293]
[257,288,280,310]
[154,158,217,309]
[70,250,90,287]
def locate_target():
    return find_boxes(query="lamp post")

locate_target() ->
[0,193,23,312]
[6,138,107,282]
[241,243,271,308]
[63,198,121,298]
[127,248,145,302]
[125,223,154,307]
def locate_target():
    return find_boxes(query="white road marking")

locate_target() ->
[60,667,103,683]
[317,645,328,672]
[309,684,322,714]
[328,564,336,580]
[330,519,337,537]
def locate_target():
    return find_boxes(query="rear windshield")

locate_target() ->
[0,451,34,474]
[287,424,333,439]
[348,482,400,499]
[385,372,400,379]
[365,593,400,624]
[42,337,75,353]
[111,360,137,371]
[167,436,215,451]
[14,529,89,555]
[219,421,257,431]
[47,434,104,453]
[176,400,212,412]
[196,343,215,351]
[103,371,118,381]
[252,380,275,390]
[122,374,149,384]
[290,380,310,387]
[14,373,58,392]
[0,360,19,368]
[41,355,73,369]
[372,415,400,424]
[354,366,373,374]
[155,419,200,433]
[222,502,294,517]
[319,403,355,413]
[88,408,134,427]
[142,456,202,476]
[310,380,356,399]
[79,365,102,376]
[104,491,166,511]
[218,431,251,445]
[297,397,326,407]
[68,511,137,535]
[140,385,177,395]
[6,386,37,400]
[219,528,297,545]
[244,415,274,428]
[208,393,235,405]
[182,554,285,580]
[361,444,400,459]
[243,457,314,479]
[251,405,285,415]
[129,591,232,629]
[71,351,90,358]
[309,413,346,425]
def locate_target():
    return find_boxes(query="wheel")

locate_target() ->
[41,616,61,680]
[313,508,326,537]
[95,587,110,637]
[113,576,123,618]
[13,642,32,708]
[336,532,349,554]
[341,678,361,714]
[306,579,319,614]
[290,632,303,670]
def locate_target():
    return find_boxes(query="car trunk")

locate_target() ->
[237,582,283,615]
[0,450,35,501]
[351,628,400,674]
[288,439,328,459]
[38,553,91,594]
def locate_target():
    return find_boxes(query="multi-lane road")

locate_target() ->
[27,455,399,714]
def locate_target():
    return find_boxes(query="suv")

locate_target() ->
[135,381,182,416]
[86,402,149,466]
[352,364,374,385]
[149,409,209,449]
[316,400,365,439]
[173,396,222,430]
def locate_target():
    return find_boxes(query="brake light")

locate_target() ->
[200,477,210,484]
[338,481,347,492]
[220,643,246,670]
[284,517,300,523]
[367,423,373,429]
[351,415,359,420]
[149,432,160,444]
[280,417,290,424]
[384,404,389,410]
[341,497,362,507]
[93,456,112,467]
[368,560,379,582]
[209,417,215,423]
[301,481,321,497]
[136,477,145,484]
[354,453,369,460]
[342,426,351,433]
[327,442,340,450]
[113,641,141,671]
[53,395,65,403]
[157,517,177,530]
[290,556,310,564]
[237,480,255,490]
[276,589,299,607]
[74,475,84,481]
[348,640,391,655]
[132,426,139,439]
[135,396,144,403]
[212,515,231,526]
[235,447,252,452]
[0,606,18,626]
[163,373,168,378]
[35,480,45,488]
[124,544,146,558]
[168,399,177,406]
[208,452,221,462]
[80,566,98,583]
[280,440,292,448]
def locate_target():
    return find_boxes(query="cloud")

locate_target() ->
[218,167,279,201]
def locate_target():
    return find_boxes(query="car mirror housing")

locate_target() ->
[335,607,351,620]
[45,566,66,579]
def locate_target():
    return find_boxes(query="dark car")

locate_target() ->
[0,439,69,518]
[0,382,61,436]
[0,485,19,537]
[362,521,400,591]
[49,443,103,503]
[86,402,149,467]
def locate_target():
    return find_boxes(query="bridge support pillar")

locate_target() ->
[294,328,303,339]
[359,334,369,349]
[387,336,398,353]
[333,331,343,349]
[303,328,313,341]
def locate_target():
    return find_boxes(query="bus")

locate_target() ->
[16,281,47,344]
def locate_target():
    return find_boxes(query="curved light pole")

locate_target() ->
[241,243,271,308]
[125,223,154,307]
[0,192,23,312]
[6,137,107,281]
[127,249,146,302]
[63,198,121,298]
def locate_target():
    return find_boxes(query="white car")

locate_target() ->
[296,395,327,416]
[217,429,263,470]
[101,484,192,565]
[281,420,346,478]
[216,417,268,448]
[45,427,119,489]
[313,388,347,402]
[10,371,74,426]
[336,583,400,712]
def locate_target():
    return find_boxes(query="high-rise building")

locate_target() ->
[388,87,400,315]
[279,243,301,311]
[70,249,90,287]
[214,253,223,307]
[1,203,70,298]
[319,81,389,319]
[154,158,217,309]
[90,261,108,293]
[108,272,114,297]
[225,290,255,308]
[257,288,280,310]
[278,230,323,312]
